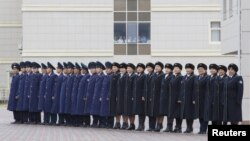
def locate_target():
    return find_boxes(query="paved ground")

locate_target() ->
[0,107,207,141]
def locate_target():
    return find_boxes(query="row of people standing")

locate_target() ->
[7,61,243,134]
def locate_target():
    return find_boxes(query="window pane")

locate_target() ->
[114,12,126,21]
[211,22,220,28]
[114,0,126,11]
[114,44,126,55]
[139,44,151,55]
[139,12,151,21]
[127,12,137,21]
[127,44,137,55]
[139,0,151,11]
[211,30,221,42]
[114,23,126,44]
[139,23,150,43]
[127,23,137,43]
[128,0,137,11]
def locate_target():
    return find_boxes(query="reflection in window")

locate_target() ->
[127,23,137,43]
[139,23,150,43]
[114,23,126,44]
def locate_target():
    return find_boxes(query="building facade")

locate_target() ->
[0,0,248,121]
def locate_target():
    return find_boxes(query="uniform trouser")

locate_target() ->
[199,118,208,133]
[83,115,90,126]
[138,115,145,128]
[22,111,29,123]
[44,112,57,124]
[58,114,65,125]
[29,112,41,123]
[185,119,194,131]
[99,116,107,126]
[107,116,114,128]
[92,115,100,125]
[148,116,156,129]
[167,117,174,129]
[65,114,72,125]
[175,118,182,130]
[13,111,21,122]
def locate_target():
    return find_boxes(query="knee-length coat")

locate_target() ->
[44,73,57,113]
[23,73,32,111]
[123,73,136,116]
[29,73,42,112]
[16,73,27,111]
[84,74,97,114]
[51,73,63,114]
[145,73,154,116]
[100,74,112,117]
[64,74,75,114]
[71,74,83,115]
[108,73,120,116]
[116,73,127,115]
[7,74,20,111]
[38,74,47,111]
[59,74,68,114]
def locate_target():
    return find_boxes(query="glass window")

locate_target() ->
[139,23,150,43]
[127,12,137,21]
[127,0,137,11]
[127,23,137,43]
[114,44,126,55]
[139,0,151,11]
[127,44,137,55]
[138,44,151,55]
[114,12,126,21]
[114,23,126,44]
[114,0,126,11]
[210,21,221,42]
[139,12,151,21]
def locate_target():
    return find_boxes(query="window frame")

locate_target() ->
[209,20,221,44]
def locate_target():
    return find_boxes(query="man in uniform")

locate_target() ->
[218,65,227,125]
[59,62,68,125]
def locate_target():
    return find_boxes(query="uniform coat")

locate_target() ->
[51,73,63,114]
[16,73,27,111]
[116,73,127,115]
[218,75,227,121]
[204,75,220,121]
[90,73,104,115]
[168,73,183,118]
[29,73,42,112]
[71,74,83,115]
[38,74,47,111]
[145,73,154,116]
[148,72,164,117]
[123,73,136,116]
[23,73,32,111]
[194,75,208,119]
[76,73,90,115]
[159,73,173,116]
[64,74,75,114]
[100,74,111,116]
[223,75,243,122]
[132,73,146,115]
[44,73,57,113]
[108,73,120,116]
[84,74,97,114]
[59,74,68,114]
[7,74,20,111]
[181,74,197,119]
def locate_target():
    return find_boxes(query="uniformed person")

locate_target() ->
[181,63,197,133]
[44,62,57,125]
[124,63,136,130]
[114,63,127,129]
[218,65,227,125]
[38,63,47,124]
[133,63,146,131]
[223,63,243,125]
[84,62,98,126]
[51,63,64,125]
[59,62,68,125]
[158,63,173,132]
[145,62,155,131]
[99,62,113,128]
[76,63,90,127]
[65,62,75,126]
[194,63,208,134]
[169,63,183,133]
[7,63,20,124]
[204,64,219,125]
[108,62,120,128]
[29,62,42,124]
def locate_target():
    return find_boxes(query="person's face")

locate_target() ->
[112,66,119,73]
[210,68,217,75]
[41,68,46,74]
[12,68,19,74]
[96,68,102,74]
[63,68,68,74]
[81,69,87,74]
[174,67,181,74]
[198,67,206,75]
[218,69,226,76]
[32,68,38,73]
[154,65,162,73]
[127,67,134,74]
[56,68,62,74]
[74,68,80,74]
[228,68,236,76]
[120,68,126,74]
[26,67,32,73]
[47,68,52,74]
[21,67,26,73]
[185,68,193,75]
[67,68,73,74]
[106,68,112,74]
[90,68,96,74]
[146,67,153,73]
[137,67,144,73]
[165,68,172,74]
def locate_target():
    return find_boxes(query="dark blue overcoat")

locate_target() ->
[7,74,20,111]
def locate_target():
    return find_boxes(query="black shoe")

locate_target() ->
[154,123,163,132]
[121,122,128,130]
[127,124,135,130]
[163,127,173,132]
[146,128,154,132]
[173,128,182,133]
[113,122,121,129]
[136,125,145,131]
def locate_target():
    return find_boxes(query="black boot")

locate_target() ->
[121,122,128,130]
[154,123,163,132]
[113,122,121,129]
[136,124,145,131]
[127,123,135,130]
[163,124,173,132]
